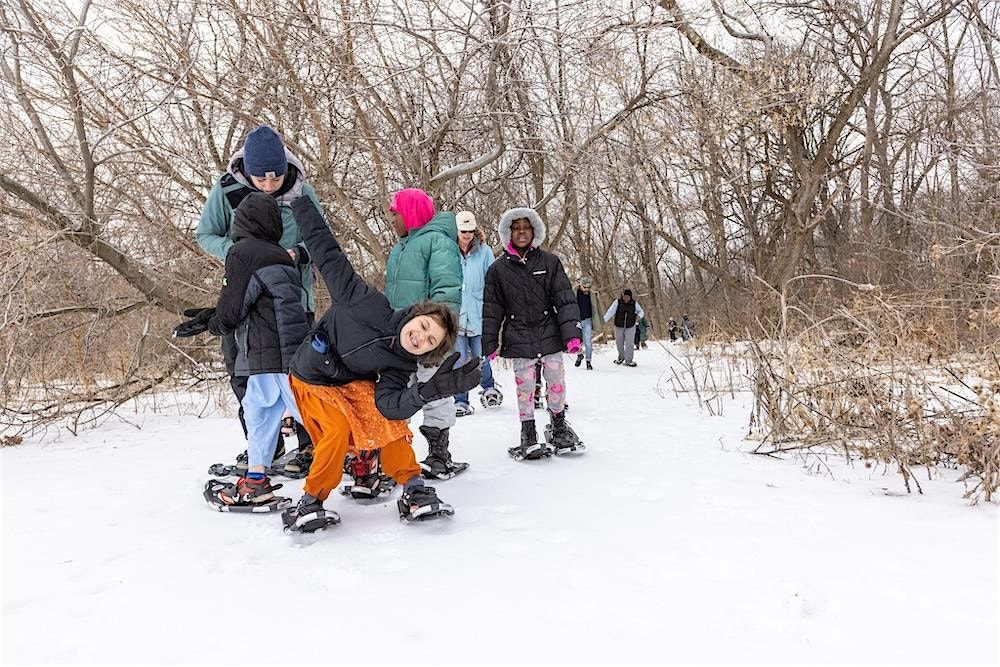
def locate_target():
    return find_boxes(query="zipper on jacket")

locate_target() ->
[340,335,396,360]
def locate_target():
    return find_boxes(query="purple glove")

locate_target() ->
[566,338,581,355]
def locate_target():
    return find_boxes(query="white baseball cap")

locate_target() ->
[456,210,477,231]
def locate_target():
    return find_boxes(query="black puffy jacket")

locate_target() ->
[287,197,427,420]
[208,193,309,375]
[482,247,581,359]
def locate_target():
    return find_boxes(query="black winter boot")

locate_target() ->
[545,410,585,454]
[508,420,551,461]
[281,494,340,533]
[419,426,469,479]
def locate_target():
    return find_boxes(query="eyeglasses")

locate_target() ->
[459,230,475,234]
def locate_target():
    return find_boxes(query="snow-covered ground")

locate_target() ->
[2,344,997,664]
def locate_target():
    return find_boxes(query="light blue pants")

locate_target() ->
[454,334,495,405]
[242,373,302,468]
[580,318,593,361]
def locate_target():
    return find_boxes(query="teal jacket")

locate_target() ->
[458,240,495,335]
[195,150,320,312]
[384,212,462,312]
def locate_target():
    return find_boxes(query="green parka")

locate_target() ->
[384,211,462,312]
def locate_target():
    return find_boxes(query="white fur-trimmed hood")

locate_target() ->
[498,207,545,249]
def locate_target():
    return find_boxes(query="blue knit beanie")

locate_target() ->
[243,126,287,178]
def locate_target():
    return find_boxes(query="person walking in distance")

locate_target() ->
[603,289,645,367]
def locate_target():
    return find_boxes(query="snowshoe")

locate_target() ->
[340,474,398,500]
[419,426,469,480]
[455,402,475,417]
[207,447,303,479]
[282,496,340,533]
[420,459,470,480]
[271,447,312,478]
[507,420,553,461]
[202,478,291,513]
[398,485,454,523]
[479,386,503,408]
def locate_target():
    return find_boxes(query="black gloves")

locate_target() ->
[417,352,482,403]
[172,307,216,338]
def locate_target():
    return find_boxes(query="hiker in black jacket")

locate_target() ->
[173,192,310,507]
[279,196,481,531]
[483,207,585,461]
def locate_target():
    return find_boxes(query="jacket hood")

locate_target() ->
[232,192,283,243]
[409,211,458,242]
[498,207,545,249]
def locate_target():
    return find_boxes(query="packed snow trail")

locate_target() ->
[2,345,996,663]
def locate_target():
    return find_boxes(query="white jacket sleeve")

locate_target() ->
[636,303,645,319]
[603,301,618,322]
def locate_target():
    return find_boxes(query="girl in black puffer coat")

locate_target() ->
[483,207,585,460]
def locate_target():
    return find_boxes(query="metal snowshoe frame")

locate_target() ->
[202,479,292,513]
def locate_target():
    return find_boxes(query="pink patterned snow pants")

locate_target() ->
[512,353,566,421]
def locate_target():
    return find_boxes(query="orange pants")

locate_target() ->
[290,377,421,501]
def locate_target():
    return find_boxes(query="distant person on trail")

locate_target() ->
[174,192,310,509]
[453,210,500,416]
[681,314,695,341]
[574,275,599,370]
[668,318,678,342]
[483,207,585,460]
[279,195,480,532]
[195,125,319,476]
[635,314,650,349]
[603,289,644,367]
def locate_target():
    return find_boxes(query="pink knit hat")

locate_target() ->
[390,189,435,231]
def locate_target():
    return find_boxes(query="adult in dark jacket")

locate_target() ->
[173,192,309,506]
[603,289,645,366]
[483,207,584,460]
[194,125,318,473]
[280,196,481,531]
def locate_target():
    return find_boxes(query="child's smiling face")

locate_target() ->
[510,218,534,249]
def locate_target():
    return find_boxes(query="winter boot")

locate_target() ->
[586,360,593,370]
[282,494,340,533]
[545,410,585,455]
[398,483,454,523]
[217,475,276,506]
[281,445,313,475]
[624,360,637,367]
[419,426,469,479]
[574,353,584,367]
[508,420,551,461]
[455,402,475,417]
[480,386,503,408]
[233,439,286,474]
